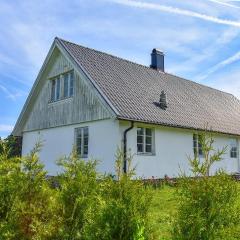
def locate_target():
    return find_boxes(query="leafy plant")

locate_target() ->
[173,131,240,240]
[56,148,100,240]
[87,148,153,240]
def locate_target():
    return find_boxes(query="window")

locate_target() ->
[51,79,56,102]
[50,71,74,102]
[63,71,74,98]
[75,127,89,157]
[193,134,203,157]
[137,127,154,154]
[230,139,238,158]
[50,76,61,102]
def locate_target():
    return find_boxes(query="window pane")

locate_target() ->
[76,137,82,155]
[83,127,88,136]
[137,128,144,135]
[63,74,69,98]
[83,146,88,155]
[137,143,143,153]
[146,136,152,144]
[69,72,74,97]
[51,80,56,101]
[145,128,152,136]
[146,144,152,153]
[56,77,61,100]
[137,135,143,144]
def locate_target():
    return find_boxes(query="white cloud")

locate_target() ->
[207,0,240,8]
[196,50,240,80]
[0,124,14,132]
[110,0,240,27]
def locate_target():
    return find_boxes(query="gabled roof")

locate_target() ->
[57,38,240,136]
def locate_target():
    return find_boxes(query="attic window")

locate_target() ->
[50,71,74,102]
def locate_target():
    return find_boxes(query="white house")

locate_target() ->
[13,37,240,178]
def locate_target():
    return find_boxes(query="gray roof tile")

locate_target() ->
[59,38,240,136]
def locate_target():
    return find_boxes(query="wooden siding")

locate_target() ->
[23,49,114,132]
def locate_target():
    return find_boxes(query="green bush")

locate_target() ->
[0,143,58,240]
[86,149,153,240]
[173,131,240,240]
[55,149,100,240]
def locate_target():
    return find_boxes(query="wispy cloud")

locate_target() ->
[0,124,13,132]
[110,0,240,27]
[207,0,240,8]
[196,50,240,80]
[0,84,27,101]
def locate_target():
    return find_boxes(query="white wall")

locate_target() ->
[22,118,121,176]
[22,119,240,178]
[120,122,240,178]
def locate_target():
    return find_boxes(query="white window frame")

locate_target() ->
[75,127,89,158]
[50,71,74,102]
[193,134,203,157]
[230,138,238,158]
[63,71,74,98]
[137,127,155,155]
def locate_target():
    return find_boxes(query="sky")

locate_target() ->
[1,0,240,137]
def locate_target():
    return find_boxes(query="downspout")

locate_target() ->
[123,121,134,173]
[238,138,240,173]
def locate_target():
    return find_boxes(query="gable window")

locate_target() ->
[230,139,238,158]
[50,71,74,102]
[75,127,89,158]
[51,79,56,102]
[137,127,154,154]
[50,76,61,102]
[193,134,203,157]
[63,71,74,98]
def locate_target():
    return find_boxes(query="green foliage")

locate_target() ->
[0,142,58,239]
[55,148,100,240]
[0,135,22,158]
[87,149,153,240]
[173,131,240,240]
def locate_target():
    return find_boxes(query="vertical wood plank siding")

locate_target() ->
[23,50,114,132]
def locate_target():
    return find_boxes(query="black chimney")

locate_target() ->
[150,48,164,72]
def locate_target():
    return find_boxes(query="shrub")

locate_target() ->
[173,131,240,240]
[0,143,58,240]
[55,149,100,240]
[87,149,153,240]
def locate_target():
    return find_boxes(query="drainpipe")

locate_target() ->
[238,139,240,173]
[123,121,134,173]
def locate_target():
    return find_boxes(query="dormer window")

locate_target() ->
[50,71,74,102]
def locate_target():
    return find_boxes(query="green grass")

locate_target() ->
[149,186,177,240]
[149,183,240,240]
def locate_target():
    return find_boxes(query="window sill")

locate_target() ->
[137,152,156,156]
[48,97,73,106]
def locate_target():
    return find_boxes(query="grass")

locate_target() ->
[149,186,177,240]
[149,183,240,240]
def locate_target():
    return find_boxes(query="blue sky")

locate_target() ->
[1,0,240,137]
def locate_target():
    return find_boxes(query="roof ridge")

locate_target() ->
[56,37,160,71]
[56,37,235,98]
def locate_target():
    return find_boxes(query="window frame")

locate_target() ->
[193,134,203,157]
[230,138,238,159]
[137,127,155,155]
[75,127,89,158]
[50,70,74,102]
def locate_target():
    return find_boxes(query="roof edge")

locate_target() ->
[117,117,240,137]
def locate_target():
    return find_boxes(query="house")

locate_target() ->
[13,37,240,178]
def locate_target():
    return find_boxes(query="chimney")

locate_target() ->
[150,48,164,72]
